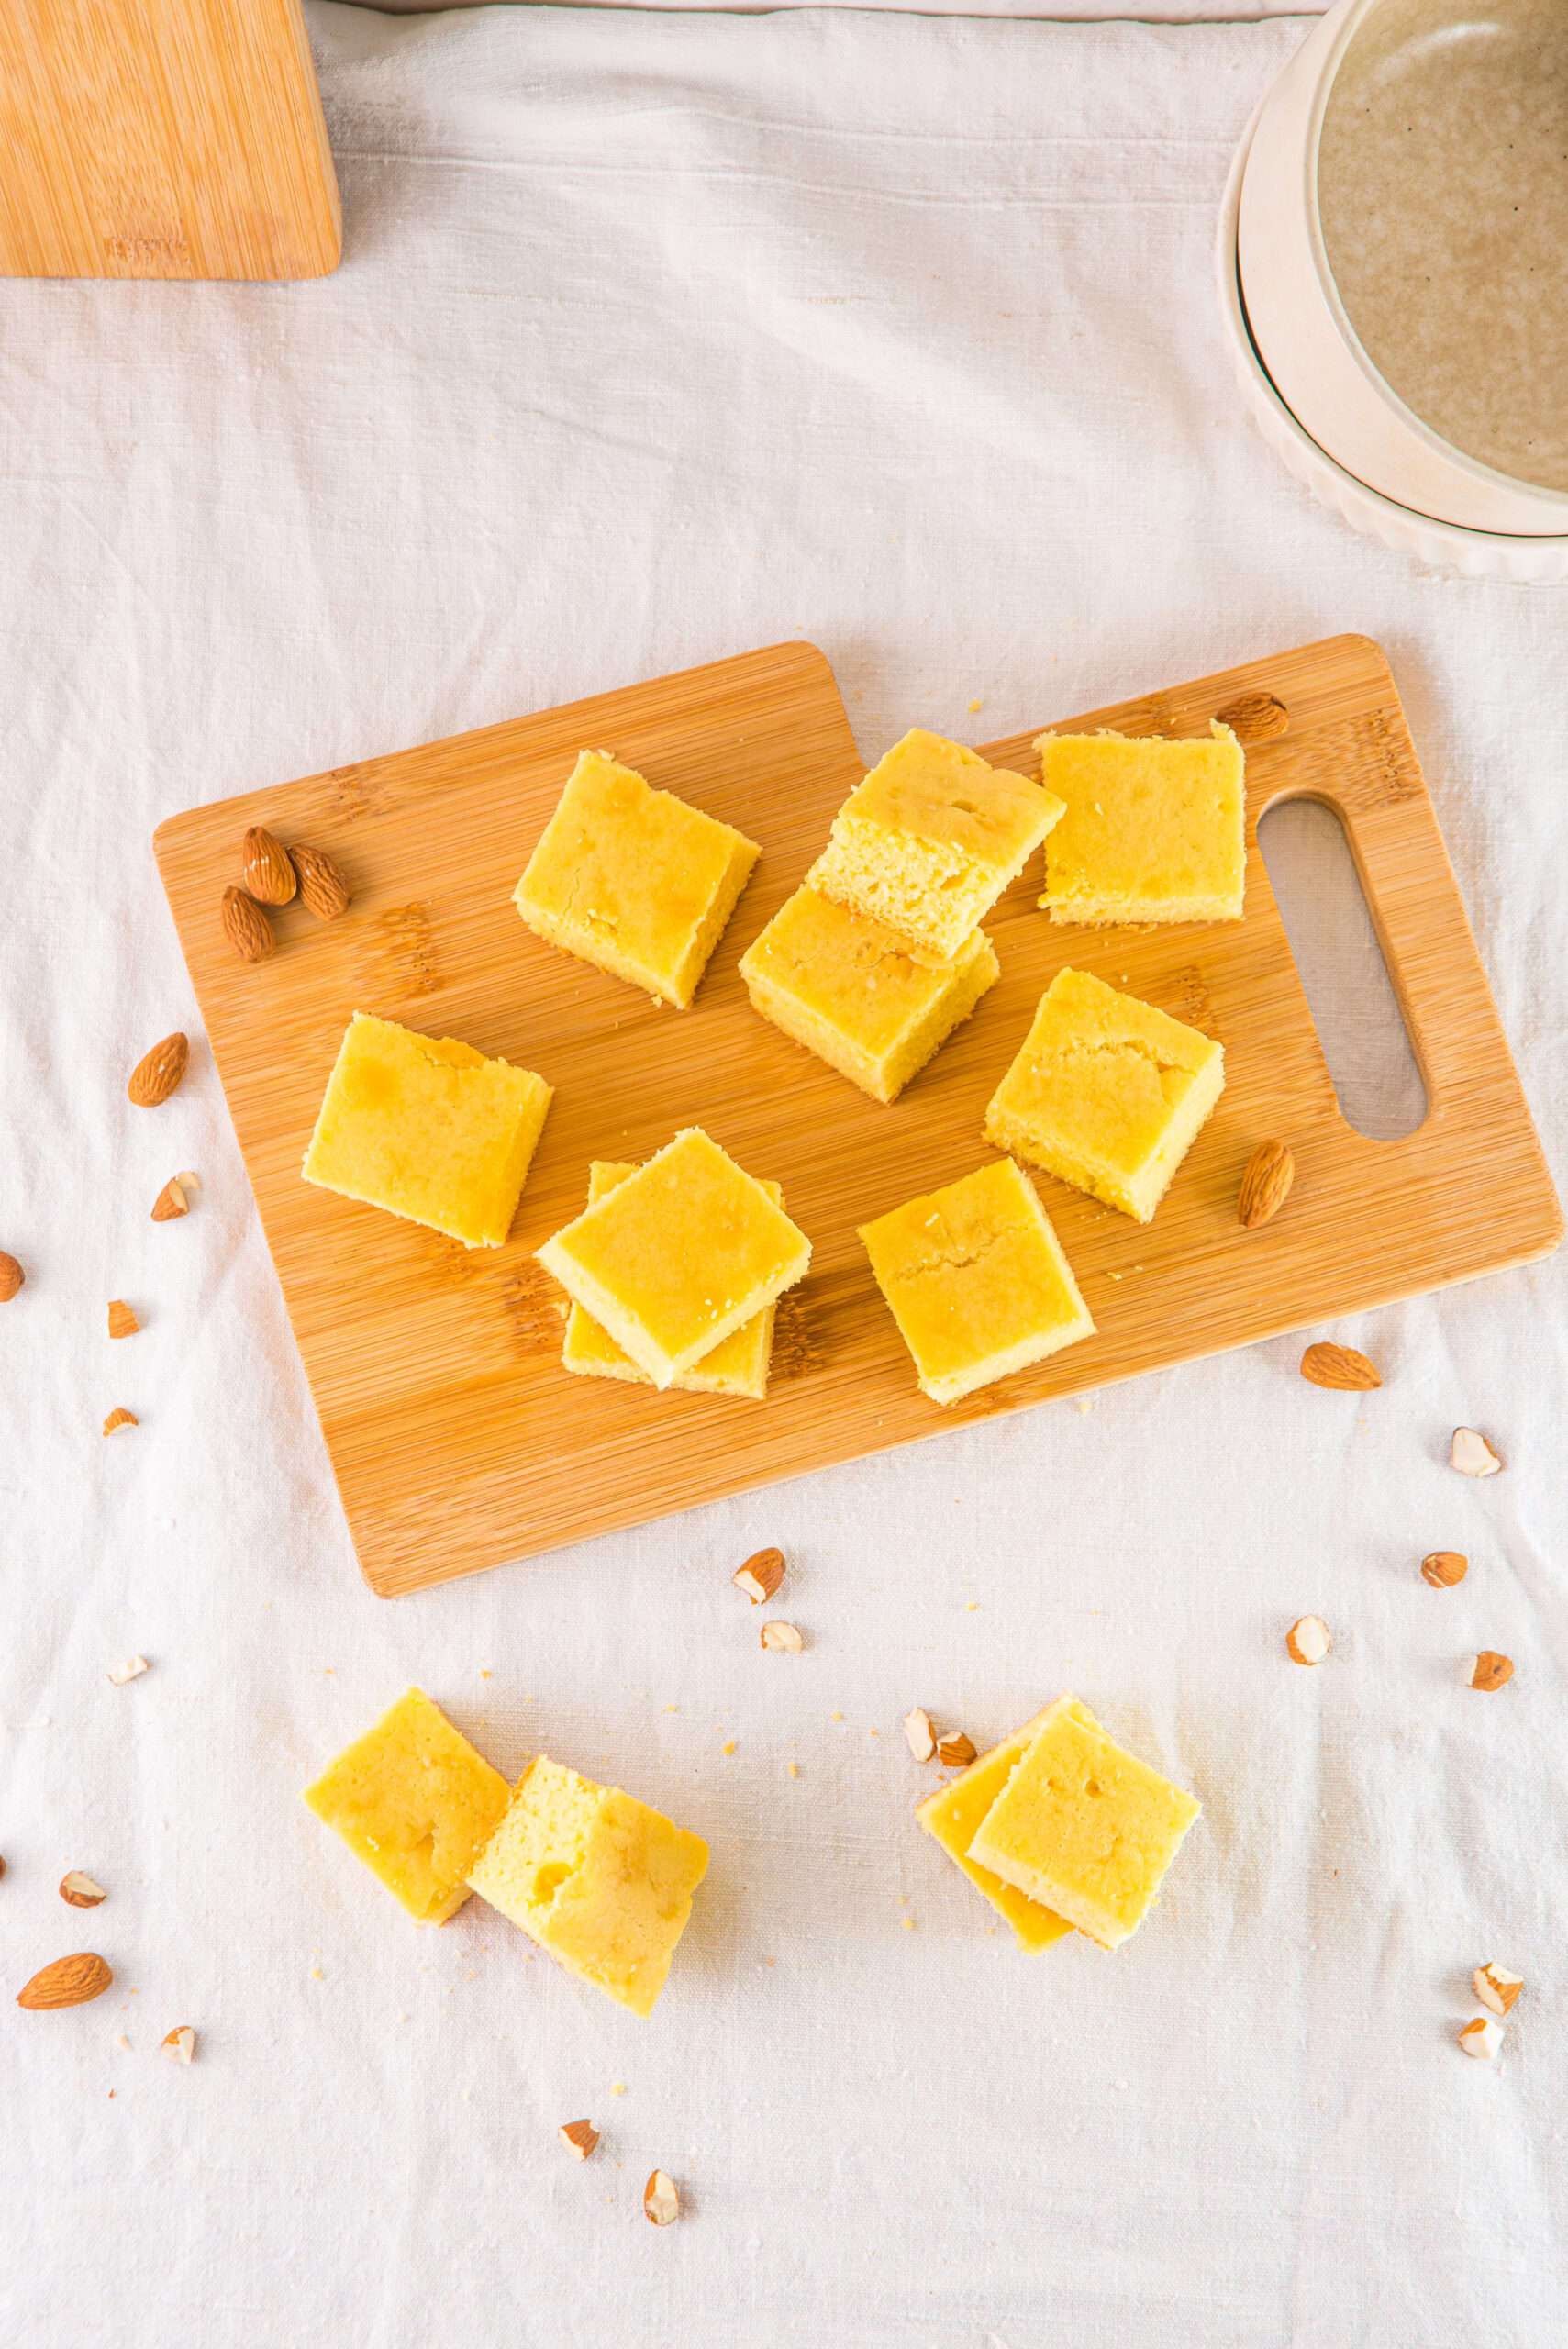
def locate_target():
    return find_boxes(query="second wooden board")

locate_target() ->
[154,635,1561,1595]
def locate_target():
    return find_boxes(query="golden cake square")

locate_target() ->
[858,1155,1093,1407]
[739,885,998,1105]
[1038,725,1245,926]
[807,729,1064,964]
[915,1705,1099,1950]
[562,1160,784,1401]
[537,1127,810,1388]
[984,967,1223,1223]
[467,1756,709,2017]
[514,751,760,1008]
[969,1698,1200,1950]
[302,1687,511,1926]
[302,1012,552,1249]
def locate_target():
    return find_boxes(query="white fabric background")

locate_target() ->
[1,7,1564,2344]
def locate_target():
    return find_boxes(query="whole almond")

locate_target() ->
[127,1031,189,1108]
[151,1176,189,1222]
[103,1407,138,1435]
[1300,1341,1381,1391]
[559,2119,598,2160]
[760,1620,805,1653]
[161,2025,197,2064]
[734,1547,784,1604]
[60,1871,106,1909]
[1238,1141,1295,1229]
[1214,691,1289,744]
[937,1731,977,1767]
[1471,1651,1513,1691]
[17,1953,113,2009]
[643,2170,680,2226]
[292,844,350,921]
[1421,1550,1468,1588]
[221,885,275,963]
[242,825,297,906]
[107,1299,139,1340]
[0,1251,23,1302]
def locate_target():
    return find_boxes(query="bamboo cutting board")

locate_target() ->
[0,0,339,280]
[154,635,1561,1596]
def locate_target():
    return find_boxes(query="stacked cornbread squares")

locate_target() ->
[539,1127,811,1395]
[1038,723,1246,928]
[917,1696,1200,1951]
[740,729,1062,1103]
[305,1689,709,2015]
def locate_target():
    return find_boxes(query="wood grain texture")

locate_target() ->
[153,635,1562,1597]
[0,0,339,280]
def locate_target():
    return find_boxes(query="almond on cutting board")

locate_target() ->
[242,826,297,906]
[17,1953,113,2009]
[1213,691,1288,744]
[1300,1342,1380,1391]
[221,885,275,963]
[127,1031,189,1107]
[1237,1141,1295,1229]
[291,844,350,920]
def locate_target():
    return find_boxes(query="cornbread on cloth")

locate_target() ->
[916,1704,1094,1950]
[467,1756,708,2017]
[968,1697,1200,1950]
[1038,724,1246,926]
[538,1126,810,1388]
[562,1159,784,1400]
[302,1011,552,1248]
[739,884,998,1104]
[984,967,1223,1223]
[514,750,760,1008]
[302,1688,511,1926]
[858,1155,1093,1406]
[808,728,1064,965]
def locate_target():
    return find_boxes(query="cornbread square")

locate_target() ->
[739,885,999,1105]
[302,1687,511,1927]
[858,1156,1093,1407]
[303,1012,552,1249]
[467,1756,708,2017]
[916,1703,1100,1950]
[984,967,1224,1224]
[1039,724,1246,926]
[562,1161,784,1400]
[969,1698,1200,1950]
[514,751,760,1008]
[538,1127,810,1389]
[806,729,1065,965]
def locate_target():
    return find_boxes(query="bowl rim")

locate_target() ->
[1217,96,1568,560]
[1303,0,1568,518]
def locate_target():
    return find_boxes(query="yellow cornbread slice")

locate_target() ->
[807,729,1065,965]
[537,1127,811,1389]
[302,1687,511,1927]
[858,1156,1093,1407]
[1039,724,1246,926]
[916,1703,1100,1950]
[467,1756,708,2018]
[514,750,760,1008]
[562,1161,784,1400]
[303,1012,552,1250]
[984,967,1223,1224]
[739,885,999,1105]
[969,1698,1201,1951]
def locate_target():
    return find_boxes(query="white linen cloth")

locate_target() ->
[1,8,1563,2344]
